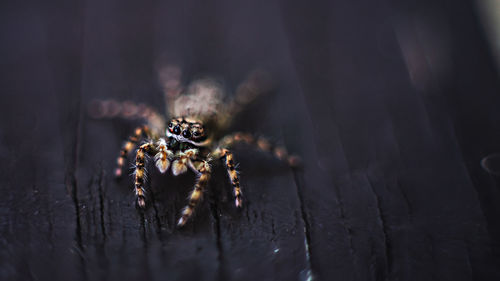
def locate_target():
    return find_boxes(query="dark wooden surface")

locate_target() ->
[1,0,500,280]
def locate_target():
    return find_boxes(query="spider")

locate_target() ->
[90,67,299,227]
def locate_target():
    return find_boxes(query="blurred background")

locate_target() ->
[1,0,500,280]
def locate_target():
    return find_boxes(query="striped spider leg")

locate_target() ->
[92,69,301,228]
[133,141,157,208]
[174,148,212,226]
[212,132,301,209]
[218,132,300,167]
[115,125,151,177]
[212,147,243,208]
[133,138,173,208]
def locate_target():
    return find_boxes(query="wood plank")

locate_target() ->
[1,0,500,280]
[280,0,500,280]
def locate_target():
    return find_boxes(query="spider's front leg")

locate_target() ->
[171,148,199,176]
[213,148,242,208]
[115,125,151,177]
[177,157,212,227]
[134,141,158,208]
[154,138,173,173]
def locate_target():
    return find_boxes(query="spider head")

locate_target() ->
[166,117,207,145]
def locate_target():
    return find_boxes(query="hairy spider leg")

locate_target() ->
[115,125,151,177]
[172,148,199,176]
[134,142,157,208]
[177,159,211,226]
[215,148,243,208]
[89,99,166,133]
[158,64,183,115]
[154,138,173,173]
[218,132,301,167]
[226,70,272,117]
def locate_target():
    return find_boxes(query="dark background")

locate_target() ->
[1,0,500,280]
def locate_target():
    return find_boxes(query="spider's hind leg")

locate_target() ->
[219,132,301,167]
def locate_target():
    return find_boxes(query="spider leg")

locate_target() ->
[177,159,211,227]
[226,70,273,118]
[218,132,301,167]
[88,99,166,133]
[158,64,183,116]
[213,148,242,208]
[172,148,199,176]
[134,141,157,208]
[154,138,173,173]
[115,125,151,177]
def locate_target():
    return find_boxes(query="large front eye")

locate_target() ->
[173,125,181,134]
[168,122,173,128]
[182,130,191,138]
[193,131,200,137]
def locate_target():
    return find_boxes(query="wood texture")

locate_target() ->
[1,0,499,280]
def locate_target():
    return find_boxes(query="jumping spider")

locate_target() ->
[90,67,299,226]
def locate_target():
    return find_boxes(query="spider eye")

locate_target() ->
[173,125,181,134]
[168,122,173,128]
[193,131,200,137]
[182,130,191,138]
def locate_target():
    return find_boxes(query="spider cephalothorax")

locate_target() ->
[92,67,299,226]
[166,117,210,146]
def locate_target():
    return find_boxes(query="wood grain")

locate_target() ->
[1,0,499,280]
